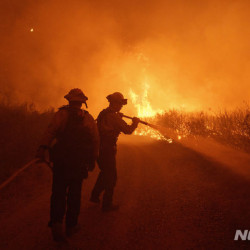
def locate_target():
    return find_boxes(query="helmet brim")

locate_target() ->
[106,95,127,105]
[64,94,88,103]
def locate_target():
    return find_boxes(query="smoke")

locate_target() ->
[0,0,249,116]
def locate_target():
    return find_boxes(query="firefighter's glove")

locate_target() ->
[36,145,48,161]
[87,159,96,172]
[132,117,140,126]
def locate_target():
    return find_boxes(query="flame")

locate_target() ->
[129,82,170,142]
[129,82,163,118]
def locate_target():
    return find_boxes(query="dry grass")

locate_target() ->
[154,105,250,153]
[0,102,53,183]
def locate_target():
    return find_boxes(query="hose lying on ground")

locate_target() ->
[0,159,52,191]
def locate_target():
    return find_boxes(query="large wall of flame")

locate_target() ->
[1,0,250,116]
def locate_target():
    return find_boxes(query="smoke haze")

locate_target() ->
[1,0,250,116]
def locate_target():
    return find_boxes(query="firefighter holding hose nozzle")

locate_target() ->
[90,92,140,212]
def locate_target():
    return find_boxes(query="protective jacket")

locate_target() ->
[97,107,138,147]
[40,105,99,177]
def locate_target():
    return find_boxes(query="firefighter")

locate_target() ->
[36,88,99,242]
[90,92,140,212]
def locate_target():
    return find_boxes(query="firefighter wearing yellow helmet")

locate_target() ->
[36,88,99,241]
[90,92,140,212]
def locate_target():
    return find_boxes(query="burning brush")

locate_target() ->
[119,113,176,142]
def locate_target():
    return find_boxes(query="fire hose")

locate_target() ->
[0,159,52,191]
[120,113,159,130]
[120,113,176,140]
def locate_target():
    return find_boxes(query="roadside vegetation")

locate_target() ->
[154,104,250,153]
[0,101,249,183]
[0,102,53,183]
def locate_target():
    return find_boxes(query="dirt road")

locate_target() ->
[0,136,250,249]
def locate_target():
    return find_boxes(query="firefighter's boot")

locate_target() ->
[66,224,81,237]
[51,223,67,242]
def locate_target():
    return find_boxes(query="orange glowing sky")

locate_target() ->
[0,0,249,116]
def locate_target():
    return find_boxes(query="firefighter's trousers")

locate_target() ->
[50,168,83,228]
[91,145,117,208]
